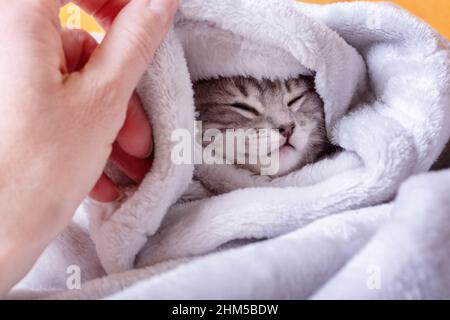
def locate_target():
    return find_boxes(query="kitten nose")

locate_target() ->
[278,122,296,138]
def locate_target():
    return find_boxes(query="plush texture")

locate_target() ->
[11,0,450,299]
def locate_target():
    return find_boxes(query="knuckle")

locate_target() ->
[94,82,128,123]
[122,23,156,65]
[96,79,121,106]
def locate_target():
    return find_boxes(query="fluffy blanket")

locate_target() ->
[10,0,450,299]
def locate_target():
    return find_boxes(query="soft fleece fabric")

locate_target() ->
[11,0,450,299]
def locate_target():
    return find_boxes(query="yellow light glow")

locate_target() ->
[60,1,449,39]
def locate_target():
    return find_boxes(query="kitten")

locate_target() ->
[193,75,332,177]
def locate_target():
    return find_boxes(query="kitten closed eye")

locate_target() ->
[228,103,260,116]
[287,95,307,112]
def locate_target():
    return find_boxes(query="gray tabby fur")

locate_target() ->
[193,75,333,178]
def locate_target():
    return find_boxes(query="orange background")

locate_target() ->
[60,1,450,39]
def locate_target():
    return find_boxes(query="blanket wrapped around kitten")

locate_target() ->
[181,75,339,201]
[105,75,340,201]
[106,73,450,201]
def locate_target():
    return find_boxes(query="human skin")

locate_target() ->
[0,0,178,296]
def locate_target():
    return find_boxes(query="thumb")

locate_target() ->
[80,0,178,101]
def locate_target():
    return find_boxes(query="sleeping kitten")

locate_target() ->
[193,75,332,177]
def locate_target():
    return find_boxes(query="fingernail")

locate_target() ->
[148,0,178,26]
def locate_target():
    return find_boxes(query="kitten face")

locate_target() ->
[193,76,328,176]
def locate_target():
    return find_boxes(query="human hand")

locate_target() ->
[68,0,164,203]
[0,0,178,295]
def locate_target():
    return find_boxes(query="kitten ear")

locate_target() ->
[301,75,316,88]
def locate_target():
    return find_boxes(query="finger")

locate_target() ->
[80,0,178,104]
[110,143,152,183]
[60,29,98,74]
[89,173,121,202]
[61,29,153,159]
[117,93,153,159]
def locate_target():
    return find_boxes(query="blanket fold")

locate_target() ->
[12,0,450,300]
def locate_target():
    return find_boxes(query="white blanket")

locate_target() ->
[10,0,450,299]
